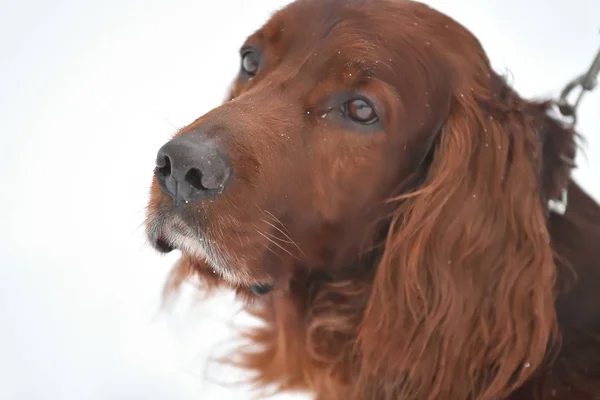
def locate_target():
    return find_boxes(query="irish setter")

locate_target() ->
[145,0,600,398]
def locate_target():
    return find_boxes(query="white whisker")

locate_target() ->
[256,229,300,260]
[260,218,306,257]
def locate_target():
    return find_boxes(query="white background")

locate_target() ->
[0,0,598,399]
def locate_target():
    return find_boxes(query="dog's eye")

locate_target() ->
[344,98,378,124]
[241,50,260,76]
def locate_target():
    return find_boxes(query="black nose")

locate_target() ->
[155,133,232,205]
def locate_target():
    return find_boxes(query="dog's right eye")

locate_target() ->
[343,98,379,125]
[241,50,260,76]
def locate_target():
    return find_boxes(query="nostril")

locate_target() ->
[156,156,171,178]
[184,168,205,191]
[155,137,231,202]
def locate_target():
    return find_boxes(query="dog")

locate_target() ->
[146,1,600,398]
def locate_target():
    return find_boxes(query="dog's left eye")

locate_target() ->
[343,98,378,124]
[241,50,260,76]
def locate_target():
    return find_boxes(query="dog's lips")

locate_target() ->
[151,234,275,296]
[147,214,196,255]
[146,215,280,295]
[154,235,175,253]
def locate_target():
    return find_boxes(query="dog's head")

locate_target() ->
[146,2,576,396]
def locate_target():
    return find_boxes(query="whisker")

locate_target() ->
[260,220,307,260]
[255,229,300,261]
[257,208,306,257]
[251,224,287,263]
[262,227,295,244]
[262,209,288,232]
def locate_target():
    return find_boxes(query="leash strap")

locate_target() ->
[548,33,599,216]
[557,37,600,125]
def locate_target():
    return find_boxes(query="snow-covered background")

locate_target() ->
[0,0,598,399]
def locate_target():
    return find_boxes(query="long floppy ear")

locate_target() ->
[357,73,559,400]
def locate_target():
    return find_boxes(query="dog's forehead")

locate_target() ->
[251,0,455,73]
[262,0,379,47]
[246,0,394,79]
[236,0,473,106]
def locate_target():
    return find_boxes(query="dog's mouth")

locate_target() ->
[147,218,275,296]
[154,235,175,253]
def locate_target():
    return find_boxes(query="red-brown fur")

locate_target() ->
[146,1,600,398]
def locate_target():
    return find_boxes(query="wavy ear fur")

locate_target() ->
[357,73,559,400]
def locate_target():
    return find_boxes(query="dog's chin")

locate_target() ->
[148,224,274,296]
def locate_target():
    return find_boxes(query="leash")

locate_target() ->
[548,34,600,216]
[557,37,600,126]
